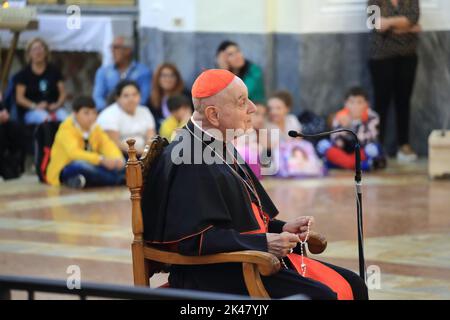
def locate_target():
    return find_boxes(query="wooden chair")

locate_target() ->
[125,136,327,298]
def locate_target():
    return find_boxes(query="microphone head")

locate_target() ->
[288,131,299,138]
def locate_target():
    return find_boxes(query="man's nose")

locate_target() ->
[248,100,257,114]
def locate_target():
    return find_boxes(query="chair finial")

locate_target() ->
[127,139,138,162]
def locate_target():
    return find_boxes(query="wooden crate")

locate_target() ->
[428,130,450,179]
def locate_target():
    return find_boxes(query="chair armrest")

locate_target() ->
[143,246,280,276]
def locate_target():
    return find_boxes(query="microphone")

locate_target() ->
[289,129,366,282]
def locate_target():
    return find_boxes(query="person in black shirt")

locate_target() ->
[0,93,26,180]
[15,38,68,125]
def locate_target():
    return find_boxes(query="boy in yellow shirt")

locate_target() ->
[159,95,192,142]
[46,96,125,188]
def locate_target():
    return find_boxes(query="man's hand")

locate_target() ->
[101,158,118,170]
[393,24,422,35]
[378,17,392,33]
[283,216,315,241]
[0,109,10,124]
[115,158,125,170]
[47,103,60,112]
[36,102,48,110]
[266,232,300,258]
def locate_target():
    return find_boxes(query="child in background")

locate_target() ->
[234,103,270,179]
[267,90,325,178]
[46,96,125,188]
[267,90,302,141]
[317,87,386,171]
[159,95,192,142]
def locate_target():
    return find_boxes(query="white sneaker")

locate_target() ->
[66,174,87,189]
[396,145,418,163]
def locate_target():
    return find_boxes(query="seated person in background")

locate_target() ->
[0,93,26,180]
[93,36,152,112]
[267,90,302,140]
[159,95,192,142]
[216,40,266,103]
[317,87,386,171]
[148,63,191,130]
[267,91,324,177]
[97,80,156,156]
[46,96,125,189]
[15,38,68,125]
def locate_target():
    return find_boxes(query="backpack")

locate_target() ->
[34,121,61,183]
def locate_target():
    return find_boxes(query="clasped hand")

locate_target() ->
[266,216,315,258]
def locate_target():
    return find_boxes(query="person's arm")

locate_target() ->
[178,227,268,256]
[98,128,124,160]
[48,81,66,111]
[382,0,420,33]
[268,219,286,234]
[93,67,107,111]
[137,66,151,105]
[104,130,130,154]
[178,225,299,259]
[144,109,156,142]
[146,128,156,143]
[15,84,45,110]
[97,112,131,154]
[58,130,103,165]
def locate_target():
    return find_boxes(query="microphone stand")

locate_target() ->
[289,129,367,282]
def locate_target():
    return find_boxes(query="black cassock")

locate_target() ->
[141,120,368,300]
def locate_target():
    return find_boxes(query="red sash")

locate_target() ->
[246,202,354,300]
[286,254,353,300]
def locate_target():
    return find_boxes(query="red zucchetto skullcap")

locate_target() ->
[191,69,236,99]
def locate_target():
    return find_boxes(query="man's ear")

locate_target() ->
[204,106,220,127]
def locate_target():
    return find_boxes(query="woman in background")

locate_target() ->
[368,0,421,162]
[267,90,302,140]
[148,63,190,130]
[15,38,67,125]
[216,40,266,103]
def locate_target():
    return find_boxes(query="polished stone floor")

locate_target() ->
[0,159,449,300]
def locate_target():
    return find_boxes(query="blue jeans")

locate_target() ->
[24,108,68,125]
[60,161,125,187]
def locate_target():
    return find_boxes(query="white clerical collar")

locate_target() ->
[190,116,219,141]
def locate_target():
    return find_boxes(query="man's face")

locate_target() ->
[75,107,97,131]
[346,95,368,120]
[111,37,132,65]
[216,79,257,139]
